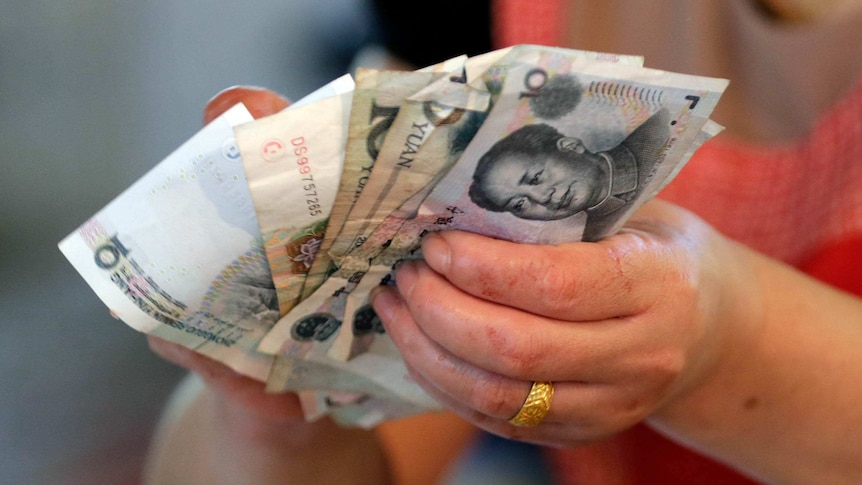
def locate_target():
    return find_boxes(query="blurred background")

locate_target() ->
[0,1,375,482]
[0,1,548,483]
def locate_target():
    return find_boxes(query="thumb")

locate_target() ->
[203,86,291,124]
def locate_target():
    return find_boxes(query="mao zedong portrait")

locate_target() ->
[468,108,671,241]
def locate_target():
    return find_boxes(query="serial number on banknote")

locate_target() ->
[291,136,324,217]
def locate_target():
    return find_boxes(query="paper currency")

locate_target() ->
[257,65,464,361]
[261,45,726,422]
[326,49,508,270]
[320,77,492,361]
[300,62,465,301]
[258,275,439,412]
[58,104,278,380]
[61,44,729,428]
[236,74,353,315]
[414,47,728,244]
[328,45,655,360]
[324,45,728,371]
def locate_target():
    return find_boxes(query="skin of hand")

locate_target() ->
[371,201,755,446]
[371,199,862,483]
[146,86,476,485]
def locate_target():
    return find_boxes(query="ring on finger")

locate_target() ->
[508,381,554,427]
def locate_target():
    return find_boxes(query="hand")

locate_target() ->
[148,336,305,427]
[372,200,760,447]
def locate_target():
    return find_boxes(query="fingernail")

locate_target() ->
[370,286,397,322]
[369,284,387,304]
[421,232,451,273]
[395,259,419,297]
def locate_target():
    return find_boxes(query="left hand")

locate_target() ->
[371,199,760,446]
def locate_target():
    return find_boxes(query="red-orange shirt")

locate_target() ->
[494,0,862,482]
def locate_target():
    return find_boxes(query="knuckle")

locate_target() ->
[536,261,580,314]
[643,349,686,392]
[500,245,581,315]
[467,377,513,418]
[492,328,544,379]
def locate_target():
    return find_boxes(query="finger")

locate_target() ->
[147,335,237,382]
[147,336,302,419]
[203,86,290,124]
[420,229,661,322]
[406,366,623,447]
[390,259,653,383]
[374,286,656,444]
[372,286,531,420]
[374,283,651,426]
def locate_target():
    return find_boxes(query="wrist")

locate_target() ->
[648,239,768,438]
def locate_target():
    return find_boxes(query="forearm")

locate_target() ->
[649,242,862,484]
[145,379,391,485]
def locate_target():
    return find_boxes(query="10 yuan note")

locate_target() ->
[300,61,464,300]
[337,47,727,371]
[259,66,461,358]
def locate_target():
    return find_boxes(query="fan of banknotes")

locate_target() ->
[59,45,728,428]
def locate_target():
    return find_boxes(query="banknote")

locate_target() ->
[258,276,439,409]
[235,74,353,315]
[262,47,650,365]
[328,45,652,360]
[58,104,279,381]
[300,61,466,301]
[60,44,729,427]
[327,46,727,371]
[325,48,516,271]
[258,65,464,363]
[413,46,728,244]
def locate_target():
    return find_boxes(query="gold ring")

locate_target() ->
[508,381,554,427]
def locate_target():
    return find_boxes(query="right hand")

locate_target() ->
[371,199,760,447]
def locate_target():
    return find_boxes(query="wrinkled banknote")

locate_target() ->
[236,74,353,315]
[58,104,279,380]
[301,60,467,301]
[258,65,464,363]
[61,44,729,429]
[328,45,659,360]
[415,47,727,243]
[325,45,728,369]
